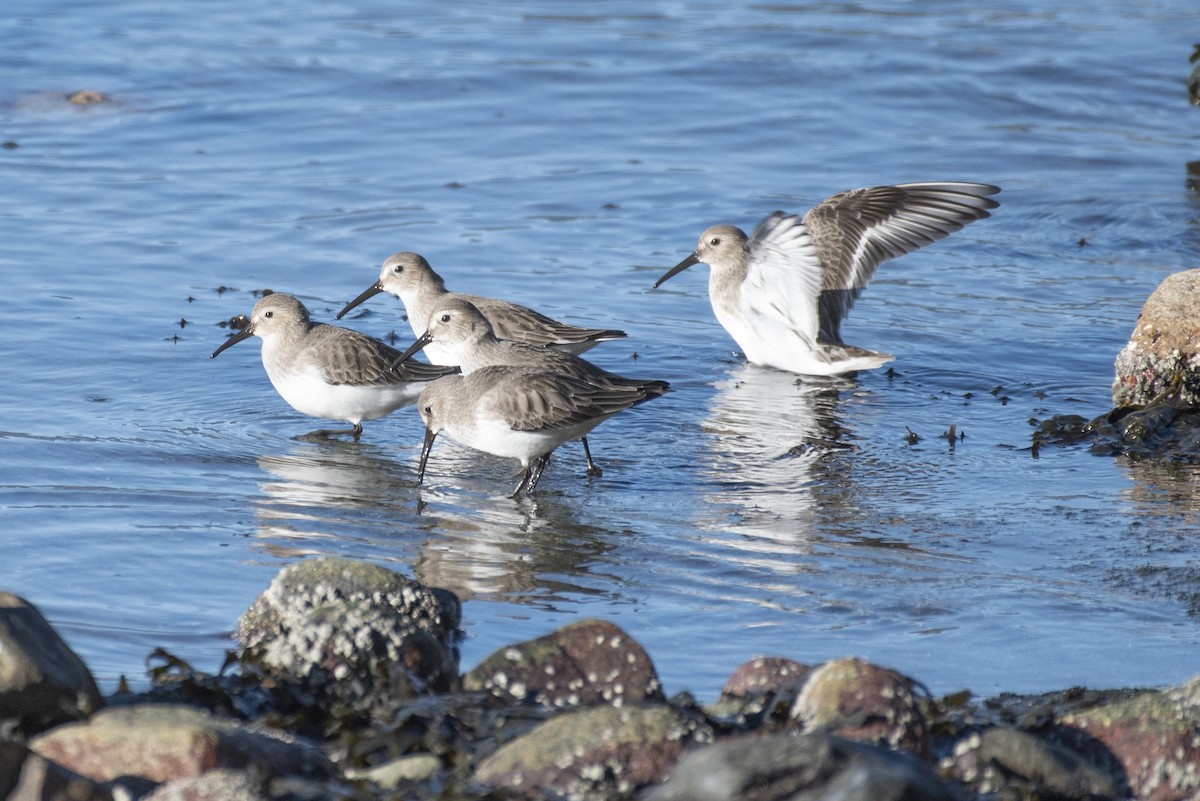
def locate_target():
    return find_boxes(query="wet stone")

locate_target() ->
[139,768,272,801]
[0,738,114,801]
[1113,269,1200,407]
[1032,401,1200,461]
[345,753,442,789]
[943,726,1124,800]
[28,703,332,787]
[720,656,811,701]
[473,702,711,800]
[1036,269,1200,460]
[238,557,460,644]
[0,591,104,734]
[790,657,929,754]
[644,731,958,801]
[237,557,461,704]
[462,618,663,710]
[1056,677,1200,801]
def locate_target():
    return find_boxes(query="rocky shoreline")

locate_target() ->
[2,556,1197,801]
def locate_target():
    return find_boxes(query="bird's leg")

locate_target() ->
[510,465,535,498]
[527,452,552,492]
[510,453,552,497]
[307,423,364,440]
[581,436,603,478]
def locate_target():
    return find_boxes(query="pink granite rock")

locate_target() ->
[463,618,663,709]
[29,704,330,786]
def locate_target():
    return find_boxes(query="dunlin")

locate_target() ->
[391,297,669,476]
[416,366,666,496]
[211,292,458,440]
[335,251,627,362]
[654,182,1000,375]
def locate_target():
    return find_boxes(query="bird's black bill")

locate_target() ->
[417,428,437,484]
[335,280,385,320]
[210,326,255,358]
[653,252,700,289]
[389,332,433,371]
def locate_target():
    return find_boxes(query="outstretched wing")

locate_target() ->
[740,211,825,346]
[803,181,1000,342]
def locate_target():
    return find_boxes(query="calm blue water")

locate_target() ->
[2,0,1199,700]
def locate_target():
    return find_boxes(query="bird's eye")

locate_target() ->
[392,265,403,274]
[264,311,274,318]
[423,405,432,414]
[708,237,721,247]
[440,314,451,323]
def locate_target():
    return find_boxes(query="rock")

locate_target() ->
[139,768,271,801]
[345,754,442,789]
[1113,269,1200,407]
[790,657,928,754]
[463,618,663,710]
[474,703,711,800]
[944,726,1124,799]
[237,557,461,702]
[720,656,811,701]
[239,557,460,643]
[643,731,958,801]
[0,739,114,801]
[0,592,103,733]
[1056,677,1200,801]
[28,704,331,786]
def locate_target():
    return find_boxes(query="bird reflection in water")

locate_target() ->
[253,439,616,606]
[699,364,859,548]
[253,440,416,557]
[411,461,618,605]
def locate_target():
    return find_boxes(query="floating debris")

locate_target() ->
[66,90,110,106]
[219,314,250,331]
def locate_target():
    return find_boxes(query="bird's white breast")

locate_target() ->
[262,343,420,423]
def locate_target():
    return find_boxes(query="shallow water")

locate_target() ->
[2,0,1200,700]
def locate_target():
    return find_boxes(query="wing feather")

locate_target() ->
[310,324,458,386]
[466,294,627,347]
[486,369,666,432]
[740,212,825,346]
[803,181,999,341]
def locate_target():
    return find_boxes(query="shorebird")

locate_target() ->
[211,292,457,440]
[391,297,669,476]
[654,182,1000,375]
[416,366,667,496]
[335,251,627,363]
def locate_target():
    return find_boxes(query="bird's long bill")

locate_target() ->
[389,332,433,371]
[417,428,438,484]
[653,251,700,289]
[335,280,384,320]
[210,326,255,358]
